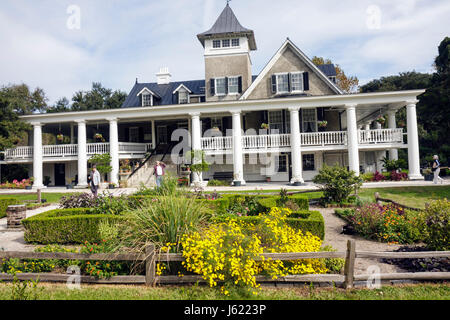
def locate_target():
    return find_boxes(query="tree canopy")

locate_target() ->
[360,37,450,166]
[46,82,127,113]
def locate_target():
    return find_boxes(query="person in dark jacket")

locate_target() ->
[153,161,166,188]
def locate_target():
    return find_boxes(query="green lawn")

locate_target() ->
[0,193,75,204]
[0,282,448,300]
[358,186,450,209]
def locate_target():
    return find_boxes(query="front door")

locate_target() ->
[54,163,65,186]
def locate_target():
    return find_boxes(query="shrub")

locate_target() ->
[320,245,345,274]
[22,208,125,244]
[59,193,97,209]
[344,203,424,244]
[361,172,374,182]
[390,170,408,181]
[0,198,19,218]
[422,199,450,251]
[207,179,231,186]
[373,171,385,181]
[313,165,363,204]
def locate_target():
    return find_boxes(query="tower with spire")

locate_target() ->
[197,4,256,102]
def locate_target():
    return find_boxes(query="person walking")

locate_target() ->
[90,165,101,196]
[432,155,444,184]
[153,161,166,188]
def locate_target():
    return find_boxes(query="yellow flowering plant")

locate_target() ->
[181,207,328,294]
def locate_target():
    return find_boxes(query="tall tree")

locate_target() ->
[312,56,359,93]
[360,37,450,165]
[71,82,127,111]
[0,84,48,150]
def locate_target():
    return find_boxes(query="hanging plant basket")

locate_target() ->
[376,116,385,124]
[94,133,103,141]
[57,134,64,142]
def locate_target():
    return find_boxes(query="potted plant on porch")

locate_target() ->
[423,168,434,181]
[25,177,34,190]
[318,120,328,132]
[233,172,242,186]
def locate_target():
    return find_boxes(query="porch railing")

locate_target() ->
[301,131,347,146]
[358,129,404,144]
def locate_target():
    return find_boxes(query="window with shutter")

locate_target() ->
[215,78,226,95]
[303,72,309,91]
[228,76,239,94]
[291,72,304,92]
[276,74,289,93]
[210,78,215,96]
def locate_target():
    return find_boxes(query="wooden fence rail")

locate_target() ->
[0,240,449,288]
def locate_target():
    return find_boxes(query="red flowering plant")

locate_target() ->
[373,171,385,182]
[80,240,132,279]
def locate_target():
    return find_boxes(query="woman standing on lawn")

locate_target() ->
[432,155,444,184]
[90,165,101,196]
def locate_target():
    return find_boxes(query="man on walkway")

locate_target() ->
[153,161,166,188]
[90,165,101,196]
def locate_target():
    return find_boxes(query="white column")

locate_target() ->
[232,110,245,185]
[376,150,386,172]
[406,101,423,180]
[76,120,88,188]
[108,118,119,185]
[387,110,399,161]
[32,122,45,189]
[190,113,202,184]
[345,104,360,175]
[151,120,156,149]
[70,124,75,144]
[289,107,304,185]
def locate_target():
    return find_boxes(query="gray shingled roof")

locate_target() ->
[197,4,256,50]
[317,64,337,77]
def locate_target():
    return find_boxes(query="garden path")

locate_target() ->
[0,204,59,252]
[316,206,411,275]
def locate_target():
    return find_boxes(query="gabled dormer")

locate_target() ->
[137,87,160,107]
[197,4,256,102]
[172,84,192,104]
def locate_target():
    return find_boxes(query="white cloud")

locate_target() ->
[0,0,448,103]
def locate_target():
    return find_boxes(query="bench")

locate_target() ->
[212,171,234,181]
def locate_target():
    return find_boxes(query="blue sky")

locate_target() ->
[0,0,449,104]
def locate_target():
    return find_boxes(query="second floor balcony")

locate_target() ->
[2,128,405,162]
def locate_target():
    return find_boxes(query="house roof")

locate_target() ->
[317,64,337,77]
[121,80,206,108]
[197,4,257,50]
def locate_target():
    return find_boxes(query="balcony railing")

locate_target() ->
[4,142,152,161]
[358,129,404,144]
[4,129,405,160]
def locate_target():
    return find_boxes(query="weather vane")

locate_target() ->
[227,0,231,5]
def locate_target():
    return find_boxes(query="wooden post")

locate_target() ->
[145,244,156,286]
[37,188,42,204]
[343,239,356,289]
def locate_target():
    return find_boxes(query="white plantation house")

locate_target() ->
[1,4,425,188]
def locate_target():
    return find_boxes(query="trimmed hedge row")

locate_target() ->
[213,210,324,240]
[0,198,19,218]
[22,208,125,244]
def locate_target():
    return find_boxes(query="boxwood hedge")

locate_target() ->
[22,208,125,244]
[0,198,20,218]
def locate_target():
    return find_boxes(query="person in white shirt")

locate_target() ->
[153,161,166,188]
[90,165,101,196]
[432,155,444,184]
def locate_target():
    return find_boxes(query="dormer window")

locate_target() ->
[137,87,159,107]
[142,93,152,107]
[172,84,192,104]
[179,91,189,104]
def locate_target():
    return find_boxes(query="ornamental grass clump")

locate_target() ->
[108,196,212,254]
[181,207,327,295]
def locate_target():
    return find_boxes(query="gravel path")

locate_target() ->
[0,204,59,252]
[315,206,410,275]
